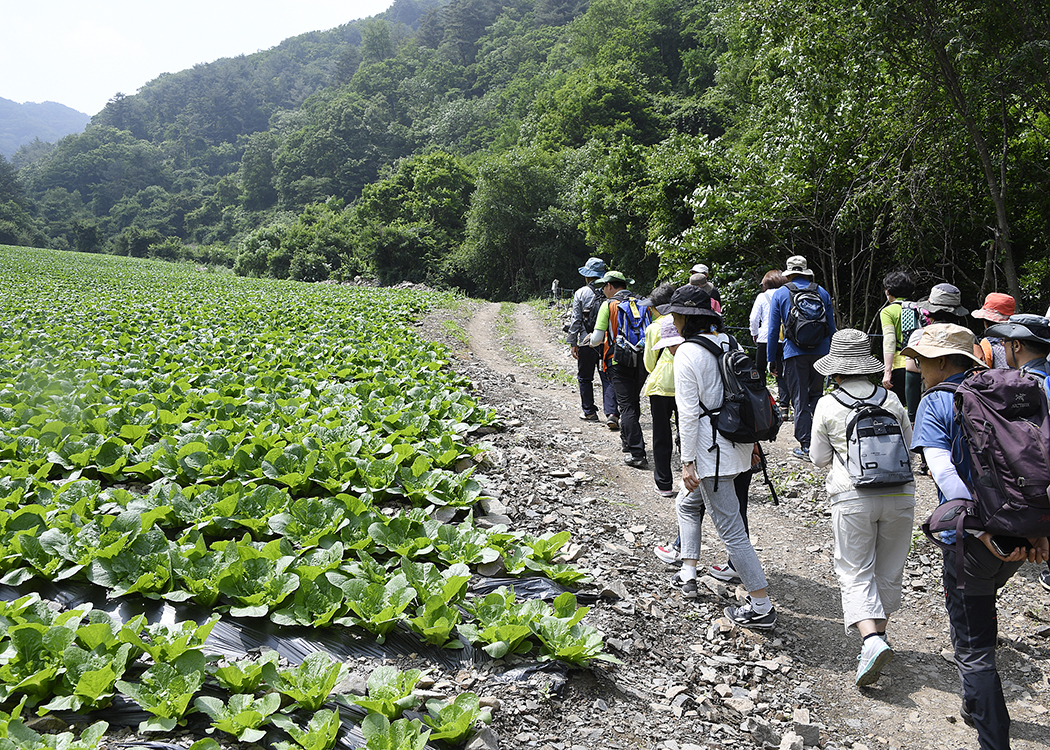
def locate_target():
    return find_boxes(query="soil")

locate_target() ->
[427,299,1050,750]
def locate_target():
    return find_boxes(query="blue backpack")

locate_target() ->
[784,281,830,349]
[604,292,652,369]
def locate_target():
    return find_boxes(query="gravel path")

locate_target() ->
[436,300,1050,750]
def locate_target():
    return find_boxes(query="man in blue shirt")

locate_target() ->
[766,255,836,460]
[906,323,1050,750]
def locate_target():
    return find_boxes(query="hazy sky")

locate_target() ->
[2,0,394,116]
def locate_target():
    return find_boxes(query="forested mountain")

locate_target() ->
[0,98,89,159]
[5,0,1050,323]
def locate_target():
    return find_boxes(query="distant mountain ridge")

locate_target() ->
[0,98,90,159]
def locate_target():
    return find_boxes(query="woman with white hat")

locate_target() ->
[810,329,915,687]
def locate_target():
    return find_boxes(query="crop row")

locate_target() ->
[0,249,611,747]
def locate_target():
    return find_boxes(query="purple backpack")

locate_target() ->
[923,369,1050,582]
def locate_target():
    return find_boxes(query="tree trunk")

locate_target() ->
[925,23,1022,302]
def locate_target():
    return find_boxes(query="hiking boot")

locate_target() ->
[671,571,698,599]
[656,487,676,498]
[654,541,681,564]
[624,455,648,469]
[708,562,741,583]
[724,597,777,630]
[1041,567,1050,593]
[606,415,619,430]
[791,447,811,462]
[855,637,894,687]
[579,412,599,421]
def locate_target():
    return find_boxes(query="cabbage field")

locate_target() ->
[0,248,606,749]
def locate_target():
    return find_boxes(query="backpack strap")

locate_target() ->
[921,498,981,590]
[828,385,886,471]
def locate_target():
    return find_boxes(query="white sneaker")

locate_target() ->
[708,562,741,583]
[856,637,894,686]
[654,543,681,564]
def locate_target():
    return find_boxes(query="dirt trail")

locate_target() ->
[459,301,1050,750]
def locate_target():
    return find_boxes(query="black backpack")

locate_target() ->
[830,386,913,488]
[689,335,782,488]
[582,284,602,334]
[784,281,830,349]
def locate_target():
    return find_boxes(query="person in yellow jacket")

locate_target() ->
[642,283,679,497]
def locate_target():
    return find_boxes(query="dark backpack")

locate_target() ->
[922,369,1050,584]
[784,281,830,349]
[605,292,652,369]
[582,285,602,334]
[689,335,783,488]
[830,386,912,488]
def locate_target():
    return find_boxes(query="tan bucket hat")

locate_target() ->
[901,323,986,367]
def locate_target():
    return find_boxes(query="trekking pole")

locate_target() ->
[756,443,779,506]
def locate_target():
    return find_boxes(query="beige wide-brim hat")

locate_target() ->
[814,329,883,376]
[901,323,986,367]
[784,255,815,279]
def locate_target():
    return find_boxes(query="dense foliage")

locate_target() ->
[10,0,1050,320]
[0,246,611,746]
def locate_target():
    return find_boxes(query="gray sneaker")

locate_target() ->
[671,571,698,599]
[724,597,777,630]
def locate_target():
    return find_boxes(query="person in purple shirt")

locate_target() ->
[766,255,836,460]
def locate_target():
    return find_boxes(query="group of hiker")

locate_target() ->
[565,257,1050,750]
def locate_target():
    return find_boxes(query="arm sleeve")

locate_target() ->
[566,288,584,345]
[749,296,763,338]
[674,350,702,463]
[824,287,837,336]
[588,301,610,347]
[643,321,660,373]
[926,446,971,500]
[809,396,834,468]
[766,291,783,364]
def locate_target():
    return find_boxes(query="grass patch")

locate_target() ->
[441,319,469,347]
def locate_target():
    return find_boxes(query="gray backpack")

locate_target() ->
[831,386,912,487]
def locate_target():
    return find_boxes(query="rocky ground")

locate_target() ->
[427,299,1050,750]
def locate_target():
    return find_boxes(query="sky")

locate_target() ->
[2,0,394,116]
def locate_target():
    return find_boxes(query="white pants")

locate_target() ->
[831,494,915,632]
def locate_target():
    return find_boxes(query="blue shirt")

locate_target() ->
[911,371,971,542]
[766,281,836,363]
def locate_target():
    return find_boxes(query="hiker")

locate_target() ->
[879,270,916,407]
[971,293,1016,369]
[658,284,777,629]
[810,329,915,686]
[589,270,652,468]
[643,285,681,497]
[567,257,618,427]
[750,269,789,420]
[905,323,1050,750]
[689,263,721,311]
[982,313,1050,595]
[767,255,836,461]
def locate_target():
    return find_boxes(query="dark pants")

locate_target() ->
[758,342,788,411]
[942,539,1024,750]
[609,359,646,459]
[783,353,824,450]
[905,369,922,423]
[650,394,678,491]
[888,367,907,410]
[577,345,616,418]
